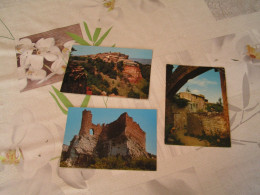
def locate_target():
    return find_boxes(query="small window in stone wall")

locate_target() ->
[89,129,94,135]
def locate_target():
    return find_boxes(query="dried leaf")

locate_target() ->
[94,27,112,46]
[66,32,90,46]
[242,73,250,109]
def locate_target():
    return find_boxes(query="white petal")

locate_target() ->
[13,108,35,127]
[0,123,13,151]
[36,38,55,49]
[19,50,33,69]
[42,52,58,61]
[57,168,88,189]
[19,123,55,178]
[26,69,46,81]
[15,38,35,54]
[63,40,76,49]
[51,57,63,72]
[17,67,26,79]
[49,46,62,56]
[35,38,44,49]
[18,38,33,46]
[29,55,44,70]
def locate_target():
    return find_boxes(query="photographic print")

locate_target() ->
[165,64,230,147]
[15,24,82,92]
[60,46,152,99]
[60,107,157,171]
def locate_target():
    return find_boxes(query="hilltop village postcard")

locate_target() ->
[60,107,157,171]
[165,64,231,147]
[60,46,153,99]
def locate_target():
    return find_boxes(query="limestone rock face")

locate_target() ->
[123,65,142,83]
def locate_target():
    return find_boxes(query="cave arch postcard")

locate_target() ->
[165,64,231,147]
[60,107,157,171]
[61,46,152,99]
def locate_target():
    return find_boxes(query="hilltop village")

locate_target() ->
[61,52,151,98]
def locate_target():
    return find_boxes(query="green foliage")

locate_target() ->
[172,94,189,108]
[117,61,124,72]
[128,90,140,98]
[206,103,223,112]
[67,21,115,46]
[139,64,151,81]
[66,32,91,46]
[49,86,91,115]
[112,87,119,95]
[88,156,156,170]
[141,84,149,95]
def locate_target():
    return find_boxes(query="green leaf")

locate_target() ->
[112,44,116,47]
[84,21,92,41]
[52,86,74,108]
[80,95,91,107]
[49,92,68,115]
[66,32,90,46]
[93,28,101,43]
[94,27,112,46]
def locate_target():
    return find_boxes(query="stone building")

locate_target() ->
[179,92,208,112]
[63,110,149,165]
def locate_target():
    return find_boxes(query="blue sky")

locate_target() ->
[63,107,157,155]
[173,65,223,103]
[72,45,153,59]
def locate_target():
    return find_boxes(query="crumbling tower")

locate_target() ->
[79,110,93,136]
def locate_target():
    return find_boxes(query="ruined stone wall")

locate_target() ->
[172,103,189,130]
[187,113,229,138]
[125,115,146,149]
[79,110,103,139]
[79,110,92,136]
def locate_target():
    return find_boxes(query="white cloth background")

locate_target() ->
[0,0,260,194]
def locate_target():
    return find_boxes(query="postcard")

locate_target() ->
[15,24,82,92]
[165,64,231,147]
[60,46,153,99]
[60,107,157,171]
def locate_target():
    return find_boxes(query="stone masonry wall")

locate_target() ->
[125,114,146,149]
[187,113,229,138]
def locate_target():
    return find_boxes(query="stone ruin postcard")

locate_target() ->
[165,64,231,147]
[60,46,152,99]
[60,107,157,171]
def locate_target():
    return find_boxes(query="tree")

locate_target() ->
[186,86,191,93]
[117,61,124,72]
[112,87,119,95]
[128,90,140,98]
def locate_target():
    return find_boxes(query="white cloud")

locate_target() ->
[189,78,217,87]
[191,89,200,94]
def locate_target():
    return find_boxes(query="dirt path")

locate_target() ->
[175,128,210,146]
